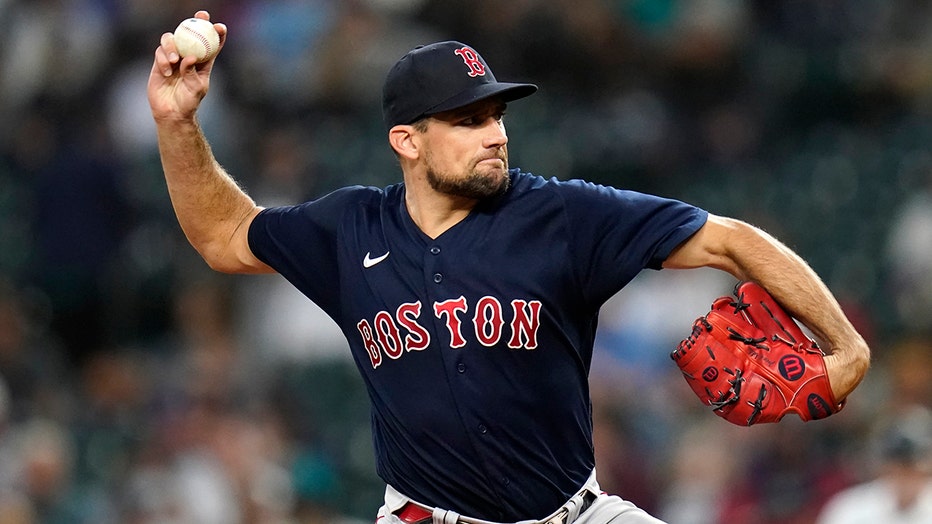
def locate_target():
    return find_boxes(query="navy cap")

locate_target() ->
[879,405,932,465]
[382,41,538,129]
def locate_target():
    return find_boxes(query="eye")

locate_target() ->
[458,111,506,127]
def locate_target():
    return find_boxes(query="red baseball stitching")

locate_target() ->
[180,23,213,59]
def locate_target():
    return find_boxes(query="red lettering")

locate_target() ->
[509,299,541,349]
[356,319,382,368]
[397,302,430,352]
[473,296,504,347]
[375,311,404,359]
[360,296,544,361]
[434,296,468,348]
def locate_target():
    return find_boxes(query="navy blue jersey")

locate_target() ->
[248,169,707,521]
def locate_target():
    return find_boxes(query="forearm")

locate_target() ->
[156,116,265,273]
[712,219,871,401]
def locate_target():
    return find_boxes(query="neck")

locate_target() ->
[403,176,477,239]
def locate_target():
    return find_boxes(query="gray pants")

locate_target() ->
[376,470,666,524]
[569,495,666,524]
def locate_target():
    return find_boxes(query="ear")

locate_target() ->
[388,125,420,160]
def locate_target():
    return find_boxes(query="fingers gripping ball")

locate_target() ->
[173,18,220,63]
[671,281,844,426]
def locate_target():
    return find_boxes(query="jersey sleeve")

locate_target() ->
[247,186,374,315]
[556,178,708,305]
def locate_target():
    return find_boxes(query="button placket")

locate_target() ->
[429,246,443,283]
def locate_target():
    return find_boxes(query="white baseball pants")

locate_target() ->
[376,469,666,524]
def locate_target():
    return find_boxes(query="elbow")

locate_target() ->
[195,239,270,275]
[203,255,240,274]
[196,251,232,274]
[201,248,258,274]
[192,239,242,274]
[851,337,872,380]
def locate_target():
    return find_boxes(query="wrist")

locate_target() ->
[153,111,200,127]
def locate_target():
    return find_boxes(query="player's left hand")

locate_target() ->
[671,281,844,426]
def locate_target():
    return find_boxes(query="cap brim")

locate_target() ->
[424,82,538,117]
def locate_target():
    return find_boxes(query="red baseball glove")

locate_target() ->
[671,281,843,426]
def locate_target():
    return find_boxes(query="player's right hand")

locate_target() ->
[147,10,227,122]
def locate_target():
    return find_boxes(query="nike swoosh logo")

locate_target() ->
[363,251,390,268]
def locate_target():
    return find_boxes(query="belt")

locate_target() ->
[395,491,597,524]
[396,503,432,523]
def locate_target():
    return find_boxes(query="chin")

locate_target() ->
[478,163,508,181]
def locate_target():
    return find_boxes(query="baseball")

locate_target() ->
[173,18,220,63]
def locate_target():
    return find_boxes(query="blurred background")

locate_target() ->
[1,0,931,523]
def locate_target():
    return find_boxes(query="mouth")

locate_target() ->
[476,155,506,168]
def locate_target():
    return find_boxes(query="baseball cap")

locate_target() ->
[879,405,932,466]
[382,41,538,129]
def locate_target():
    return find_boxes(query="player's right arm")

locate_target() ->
[147,11,272,274]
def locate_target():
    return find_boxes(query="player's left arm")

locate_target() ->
[663,214,870,402]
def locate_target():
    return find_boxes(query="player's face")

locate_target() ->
[420,99,510,200]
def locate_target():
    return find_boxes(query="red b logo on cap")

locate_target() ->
[454,47,486,77]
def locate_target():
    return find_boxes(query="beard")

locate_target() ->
[425,152,510,200]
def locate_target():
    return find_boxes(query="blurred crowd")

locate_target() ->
[1,0,932,523]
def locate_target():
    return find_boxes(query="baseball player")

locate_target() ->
[147,11,870,524]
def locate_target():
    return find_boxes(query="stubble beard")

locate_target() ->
[425,152,511,200]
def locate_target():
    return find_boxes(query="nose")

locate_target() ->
[482,117,508,148]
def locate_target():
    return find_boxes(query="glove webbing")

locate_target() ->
[707,367,744,410]
[678,312,766,423]
[726,327,768,350]
[718,315,785,425]
[745,383,768,426]
[758,300,799,346]
[725,322,776,425]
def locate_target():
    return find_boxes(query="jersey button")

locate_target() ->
[430,246,441,255]
[478,424,488,434]
[433,273,443,283]
[457,363,466,373]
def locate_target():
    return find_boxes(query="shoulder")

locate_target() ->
[507,168,688,210]
[508,169,610,200]
[259,183,399,217]
[509,169,598,193]
[310,183,397,207]
[249,184,405,247]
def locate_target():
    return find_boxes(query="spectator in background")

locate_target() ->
[881,338,932,412]
[714,421,856,524]
[885,166,932,333]
[0,280,71,424]
[0,418,96,523]
[816,405,932,524]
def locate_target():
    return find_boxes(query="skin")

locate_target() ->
[390,99,512,238]
[148,11,869,404]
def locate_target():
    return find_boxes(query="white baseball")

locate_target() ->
[173,18,220,63]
